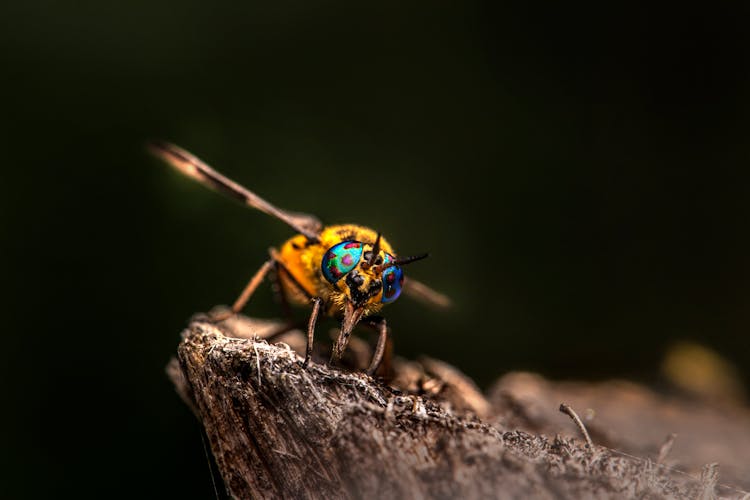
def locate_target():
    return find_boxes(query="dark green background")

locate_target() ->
[3,2,749,497]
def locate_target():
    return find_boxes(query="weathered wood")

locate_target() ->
[168,315,750,499]
[489,372,750,491]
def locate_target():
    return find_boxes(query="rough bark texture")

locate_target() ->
[168,314,750,499]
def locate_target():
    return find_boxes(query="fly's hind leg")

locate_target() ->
[212,249,324,369]
[211,258,275,322]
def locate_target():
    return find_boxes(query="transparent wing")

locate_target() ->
[149,142,322,240]
[402,276,452,309]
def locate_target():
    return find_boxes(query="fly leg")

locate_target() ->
[270,260,294,320]
[213,249,324,369]
[363,316,390,376]
[304,297,324,367]
[211,258,275,322]
[268,252,323,368]
[254,259,301,339]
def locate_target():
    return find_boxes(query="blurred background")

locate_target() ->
[3,1,749,497]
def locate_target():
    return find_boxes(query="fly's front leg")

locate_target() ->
[303,297,324,367]
[211,258,275,322]
[364,316,389,376]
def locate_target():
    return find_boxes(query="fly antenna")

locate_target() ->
[368,233,382,266]
[374,253,429,273]
[361,233,383,270]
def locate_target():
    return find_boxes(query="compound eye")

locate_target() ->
[381,254,404,303]
[322,241,363,283]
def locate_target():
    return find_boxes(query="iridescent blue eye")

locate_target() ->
[381,254,404,303]
[321,241,363,284]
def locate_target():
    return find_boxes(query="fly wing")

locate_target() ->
[402,276,452,308]
[150,142,322,240]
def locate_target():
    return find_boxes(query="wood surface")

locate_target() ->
[167,313,750,499]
